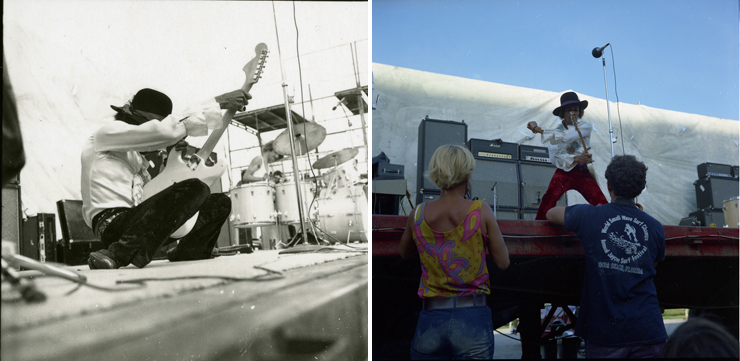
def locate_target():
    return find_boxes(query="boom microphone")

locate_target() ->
[591,43,610,58]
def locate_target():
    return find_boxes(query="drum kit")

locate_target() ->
[228,122,368,246]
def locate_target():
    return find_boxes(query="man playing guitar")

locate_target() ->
[82,88,250,269]
[526,91,608,220]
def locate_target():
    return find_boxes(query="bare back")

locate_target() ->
[422,198,487,235]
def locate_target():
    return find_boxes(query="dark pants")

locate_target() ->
[93,178,231,268]
[535,165,608,220]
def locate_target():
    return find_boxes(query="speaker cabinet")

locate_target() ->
[519,162,567,209]
[697,162,734,179]
[373,163,404,180]
[56,200,104,265]
[467,139,520,208]
[372,194,400,215]
[416,118,467,204]
[694,176,739,210]
[21,214,56,263]
[518,145,566,210]
[469,160,519,208]
[689,208,725,228]
[2,185,22,247]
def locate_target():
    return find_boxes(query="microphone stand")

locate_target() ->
[599,56,616,158]
[492,182,497,218]
[272,8,309,246]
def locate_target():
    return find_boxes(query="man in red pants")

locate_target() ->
[527,91,607,220]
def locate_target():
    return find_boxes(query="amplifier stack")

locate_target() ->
[518,144,566,219]
[372,162,406,215]
[467,140,566,220]
[416,117,468,205]
[467,138,519,219]
[414,124,567,219]
[685,162,739,227]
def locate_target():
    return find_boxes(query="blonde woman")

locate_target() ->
[400,144,510,360]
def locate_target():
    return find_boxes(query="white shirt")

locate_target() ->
[81,99,222,227]
[539,119,593,172]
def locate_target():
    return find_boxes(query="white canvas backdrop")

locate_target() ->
[371,63,739,225]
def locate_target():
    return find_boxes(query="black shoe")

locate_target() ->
[88,249,119,269]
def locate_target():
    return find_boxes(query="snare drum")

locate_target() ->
[317,184,368,243]
[275,181,316,224]
[723,197,739,228]
[229,183,276,226]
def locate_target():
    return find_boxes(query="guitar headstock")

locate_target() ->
[242,43,269,90]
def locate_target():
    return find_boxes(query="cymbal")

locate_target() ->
[312,148,359,169]
[273,122,327,156]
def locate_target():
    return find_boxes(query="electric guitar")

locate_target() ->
[571,115,600,186]
[142,43,268,238]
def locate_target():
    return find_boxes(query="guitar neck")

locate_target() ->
[572,120,588,152]
[196,82,254,160]
[192,42,268,162]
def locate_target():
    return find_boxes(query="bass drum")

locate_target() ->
[317,184,368,243]
[229,183,276,227]
[723,197,739,228]
[275,181,316,224]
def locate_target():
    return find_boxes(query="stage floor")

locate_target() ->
[2,245,368,361]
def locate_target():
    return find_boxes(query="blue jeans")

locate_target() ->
[410,306,494,360]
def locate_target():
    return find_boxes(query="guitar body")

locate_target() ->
[142,147,227,238]
[140,43,269,239]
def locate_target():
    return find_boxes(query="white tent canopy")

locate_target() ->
[3,1,367,239]
[372,63,739,225]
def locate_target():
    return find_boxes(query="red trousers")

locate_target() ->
[535,165,608,220]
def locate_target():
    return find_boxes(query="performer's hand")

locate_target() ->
[527,121,539,132]
[575,153,593,164]
[173,139,189,153]
[215,89,252,111]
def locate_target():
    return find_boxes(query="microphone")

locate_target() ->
[591,43,610,58]
[332,97,348,111]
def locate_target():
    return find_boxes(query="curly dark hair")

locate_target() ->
[557,107,585,120]
[604,155,647,199]
[663,316,739,358]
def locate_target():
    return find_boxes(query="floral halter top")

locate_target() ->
[412,200,490,298]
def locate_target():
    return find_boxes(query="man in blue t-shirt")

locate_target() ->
[546,155,667,358]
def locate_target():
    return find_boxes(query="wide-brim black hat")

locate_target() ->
[110,88,172,118]
[552,91,588,116]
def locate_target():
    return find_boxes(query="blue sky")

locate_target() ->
[372,0,739,120]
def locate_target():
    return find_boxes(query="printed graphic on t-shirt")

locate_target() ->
[598,215,649,275]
